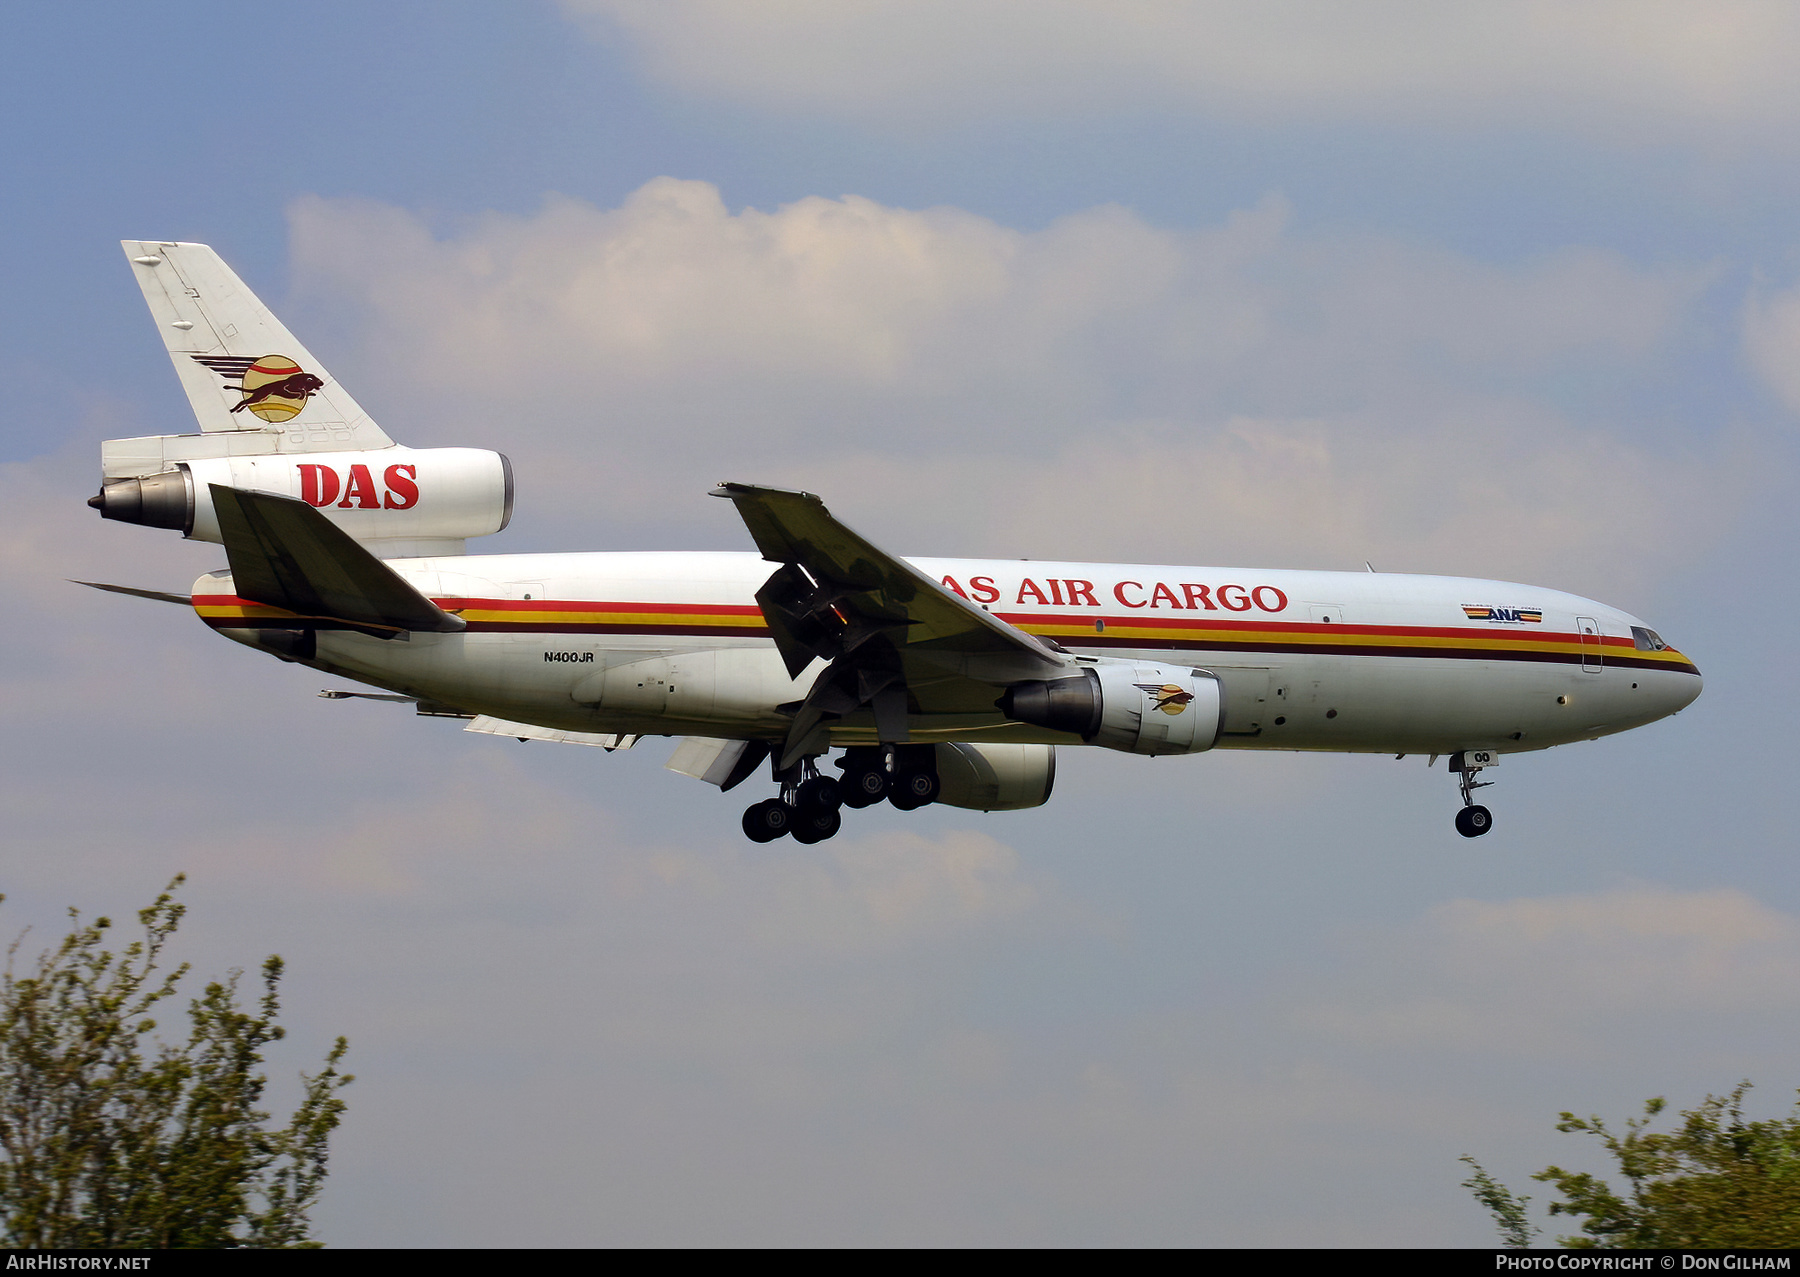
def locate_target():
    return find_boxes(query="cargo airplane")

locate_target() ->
[85,242,1702,843]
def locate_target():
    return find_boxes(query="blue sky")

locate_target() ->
[5,1,1799,1246]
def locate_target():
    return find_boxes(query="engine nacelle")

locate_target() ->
[89,446,513,555]
[933,742,1056,811]
[997,662,1224,755]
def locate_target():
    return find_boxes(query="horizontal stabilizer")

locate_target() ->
[210,485,464,635]
[73,580,191,606]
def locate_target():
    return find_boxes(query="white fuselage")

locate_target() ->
[194,550,1701,756]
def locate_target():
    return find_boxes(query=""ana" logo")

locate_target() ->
[1462,605,1543,625]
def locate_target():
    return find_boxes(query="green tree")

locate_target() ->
[1464,1084,1800,1248]
[0,877,351,1248]
[1460,1155,1537,1249]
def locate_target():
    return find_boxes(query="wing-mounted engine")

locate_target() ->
[997,662,1225,755]
[934,743,1056,811]
[90,447,513,557]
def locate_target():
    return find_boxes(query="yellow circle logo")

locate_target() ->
[1135,683,1196,716]
[231,355,323,423]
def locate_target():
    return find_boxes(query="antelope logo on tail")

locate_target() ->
[191,354,323,422]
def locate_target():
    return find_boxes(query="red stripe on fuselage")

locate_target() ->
[189,594,1696,673]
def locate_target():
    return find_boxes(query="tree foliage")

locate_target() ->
[0,878,351,1248]
[1460,1155,1537,1249]
[1465,1084,1800,1249]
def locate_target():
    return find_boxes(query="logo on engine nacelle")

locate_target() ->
[1134,683,1194,715]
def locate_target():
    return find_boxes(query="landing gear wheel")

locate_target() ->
[790,804,842,844]
[796,776,843,812]
[1455,805,1493,838]
[743,798,792,843]
[889,770,940,811]
[842,767,888,808]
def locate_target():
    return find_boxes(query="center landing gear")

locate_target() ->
[740,745,940,841]
[1449,750,1496,838]
[741,755,847,843]
[742,798,792,843]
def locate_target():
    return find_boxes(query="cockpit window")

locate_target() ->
[1631,626,1667,652]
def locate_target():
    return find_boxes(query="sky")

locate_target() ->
[3,0,1799,1247]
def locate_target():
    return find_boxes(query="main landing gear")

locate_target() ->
[740,745,940,843]
[1449,750,1496,838]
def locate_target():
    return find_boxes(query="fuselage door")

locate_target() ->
[1576,616,1604,673]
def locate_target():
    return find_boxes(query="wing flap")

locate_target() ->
[666,737,771,789]
[465,716,640,750]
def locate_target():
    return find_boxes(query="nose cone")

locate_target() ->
[1672,667,1703,712]
[1644,647,1702,722]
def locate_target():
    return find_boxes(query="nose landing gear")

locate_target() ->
[1454,804,1492,837]
[1449,750,1496,838]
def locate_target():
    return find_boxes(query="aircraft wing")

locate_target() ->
[712,483,1067,765]
[210,485,465,636]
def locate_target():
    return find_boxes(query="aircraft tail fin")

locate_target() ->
[210,485,463,635]
[121,241,392,451]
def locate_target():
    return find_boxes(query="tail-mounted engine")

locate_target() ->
[89,446,512,557]
[97,242,510,556]
[997,662,1224,755]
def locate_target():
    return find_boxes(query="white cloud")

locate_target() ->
[1300,885,1800,1060]
[1743,278,1800,415]
[566,0,1800,137]
[288,180,1733,594]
